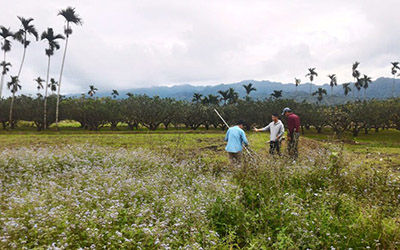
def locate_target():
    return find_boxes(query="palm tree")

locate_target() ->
[312,87,327,102]
[305,68,318,95]
[242,83,256,99]
[354,78,363,99]
[352,62,360,99]
[200,96,209,105]
[0,26,14,99]
[294,78,301,94]
[227,88,239,104]
[41,28,65,129]
[35,77,44,92]
[14,17,38,78]
[111,89,119,98]
[218,90,229,105]
[126,92,134,98]
[271,90,283,99]
[7,76,21,128]
[192,93,203,103]
[328,74,337,96]
[55,7,83,129]
[88,85,98,97]
[1,61,11,75]
[361,74,372,99]
[342,83,352,96]
[391,62,400,98]
[49,78,58,94]
[206,94,220,105]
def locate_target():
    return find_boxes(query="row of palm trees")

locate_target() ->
[192,62,384,104]
[299,64,374,100]
[0,7,82,129]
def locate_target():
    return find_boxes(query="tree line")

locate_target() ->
[0,93,399,137]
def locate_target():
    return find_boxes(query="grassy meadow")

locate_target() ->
[0,125,399,248]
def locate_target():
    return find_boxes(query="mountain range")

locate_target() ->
[87,77,400,104]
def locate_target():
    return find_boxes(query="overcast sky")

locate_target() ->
[1,0,400,95]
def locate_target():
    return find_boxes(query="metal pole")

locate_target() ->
[214,108,254,158]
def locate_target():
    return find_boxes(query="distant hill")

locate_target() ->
[85,77,400,104]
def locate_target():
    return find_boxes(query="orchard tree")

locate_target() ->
[324,106,351,137]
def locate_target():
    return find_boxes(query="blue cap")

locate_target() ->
[282,107,292,115]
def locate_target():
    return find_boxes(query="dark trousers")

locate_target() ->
[269,140,281,155]
[288,132,300,159]
[228,152,242,166]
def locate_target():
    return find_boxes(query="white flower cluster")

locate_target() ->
[0,145,237,249]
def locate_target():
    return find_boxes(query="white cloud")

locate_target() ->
[1,0,400,96]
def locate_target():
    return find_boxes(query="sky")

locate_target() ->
[1,0,400,96]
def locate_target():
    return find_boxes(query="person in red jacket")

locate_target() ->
[282,107,300,159]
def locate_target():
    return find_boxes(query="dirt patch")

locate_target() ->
[196,137,222,144]
[201,144,224,152]
[341,139,368,145]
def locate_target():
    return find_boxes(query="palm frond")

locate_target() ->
[58,7,83,25]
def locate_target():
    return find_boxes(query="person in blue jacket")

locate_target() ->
[224,120,249,166]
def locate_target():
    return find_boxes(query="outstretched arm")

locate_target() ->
[254,124,270,132]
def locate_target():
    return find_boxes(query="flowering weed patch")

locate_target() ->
[0,135,399,249]
[0,145,236,249]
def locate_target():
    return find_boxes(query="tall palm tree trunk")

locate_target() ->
[17,34,27,77]
[309,82,312,95]
[9,92,15,129]
[0,73,4,99]
[55,33,69,130]
[331,86,333,96]
[9,36,29,127]
[43,55,51,130]
[393,76,396,98]
[0,51,6,99]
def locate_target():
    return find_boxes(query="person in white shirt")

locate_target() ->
[253,113,285,155]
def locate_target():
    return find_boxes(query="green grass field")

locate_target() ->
[1,127,399,248]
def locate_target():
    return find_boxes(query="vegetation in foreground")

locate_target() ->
[1,132,399,249]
